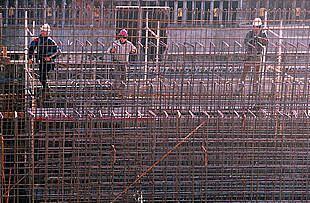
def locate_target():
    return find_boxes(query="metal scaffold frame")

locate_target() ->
[1,3,310,202]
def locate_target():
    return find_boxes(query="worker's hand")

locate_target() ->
[110,47,116,53]
[260,37,268,43]
[28,59,33,64]
[44,56,51,62]
[257,37,268,46]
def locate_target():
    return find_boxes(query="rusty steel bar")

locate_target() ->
[1,2,310,202]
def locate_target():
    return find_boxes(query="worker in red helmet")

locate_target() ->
[109,29,137,61]
[108,29,137,96]
[237,17,268,94]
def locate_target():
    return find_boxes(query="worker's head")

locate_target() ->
[252,18,262,32]
[118,29,128,43]
[40,23,51,36]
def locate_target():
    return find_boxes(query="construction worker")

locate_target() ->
[237,17,268,93]
[108,29,137,95]
[28,23,61,94]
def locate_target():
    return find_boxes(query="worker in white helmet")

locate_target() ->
[237,17,268,93]
[28,23,61,96]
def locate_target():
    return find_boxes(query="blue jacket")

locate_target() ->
[28,35,60,62]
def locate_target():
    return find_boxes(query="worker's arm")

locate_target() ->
[244,31,256,53]
[28,37,39,63]
[49,48,61,59]
[108,41,119,54]
[257,31,268,47]
[44,38,61,62]
[129,42,137,54]
[244,31,253,46]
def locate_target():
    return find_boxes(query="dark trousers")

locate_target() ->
[38,62,54,90]
[111,61,128,95]
[240,55,262,84]
[111,62,127,93]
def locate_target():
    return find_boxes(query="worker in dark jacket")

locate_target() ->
[28,23,61,92]
[237,17,268,93]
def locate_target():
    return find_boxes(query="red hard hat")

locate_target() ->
[119,29,128,37]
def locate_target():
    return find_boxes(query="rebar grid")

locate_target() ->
[1,4,310,202]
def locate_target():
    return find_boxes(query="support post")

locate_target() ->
[156,21,160,70]
[182,0,187,24]
[210,0,214,23]
[145,11,149,81]
[174,1,178,23]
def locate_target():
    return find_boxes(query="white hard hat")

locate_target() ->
[253,18,262,27]
[40,23,51,34]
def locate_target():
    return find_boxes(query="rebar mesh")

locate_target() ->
[1,2,310,202]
